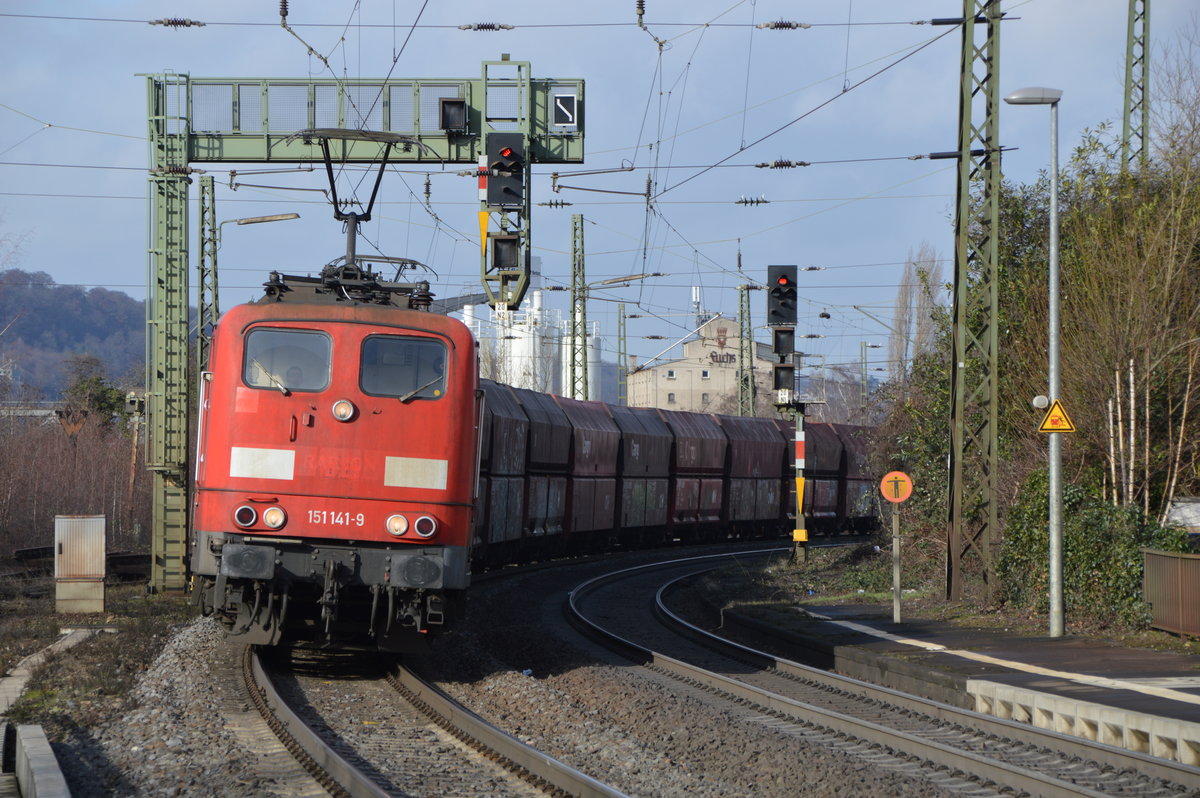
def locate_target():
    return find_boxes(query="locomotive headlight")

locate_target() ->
[331,399,356,421]
[414,515,438,538]
[262,506,287,529]
[386,513,409,537]
[234,505,257,528]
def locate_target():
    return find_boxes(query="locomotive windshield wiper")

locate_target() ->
[252,359,291,396]
[397,375,441,404]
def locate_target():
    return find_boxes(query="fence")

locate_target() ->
[1143,548,1200,636]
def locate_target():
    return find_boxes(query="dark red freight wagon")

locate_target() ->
[801,422,845,533]
[605,404,672,535]
[714,416,785,528]
[476,380,529,554]
[658,410,727,530]
[510,388,571,540]
[831,424,878,532]
[552,396,620,537]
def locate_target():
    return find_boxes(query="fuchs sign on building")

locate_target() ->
[627,317,778,415]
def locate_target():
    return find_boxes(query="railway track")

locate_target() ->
[566,550,1200,798]
[247,646,626,797]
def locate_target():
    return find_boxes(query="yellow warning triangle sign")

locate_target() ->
[1038,399,1076,433]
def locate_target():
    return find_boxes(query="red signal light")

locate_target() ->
[777,275,791,286]
[500,146,513,158]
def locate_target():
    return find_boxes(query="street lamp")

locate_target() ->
[1005,85,1063,637]
[211,213,301,306]
[546,271,664,400]
[860,342,883,421]
[198,212,301,371]
[217,212,301,256]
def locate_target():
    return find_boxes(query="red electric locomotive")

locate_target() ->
[190,261,480,652]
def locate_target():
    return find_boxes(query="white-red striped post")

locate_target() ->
[793,403,808,562]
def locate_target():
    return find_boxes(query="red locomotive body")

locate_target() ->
[191,292,479,651]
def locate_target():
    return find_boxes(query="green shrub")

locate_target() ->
[998,469,1189,629]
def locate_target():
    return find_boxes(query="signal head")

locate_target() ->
[766,264,798,326]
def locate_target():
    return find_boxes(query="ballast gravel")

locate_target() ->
[38,575,964,797]
[49,618,307,798]
[419,574,965,798]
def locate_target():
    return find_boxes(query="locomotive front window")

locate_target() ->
[243,328,331,393]
[361,336,447,401]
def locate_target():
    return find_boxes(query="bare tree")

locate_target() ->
[997,23,1200,519]
[889,242,945,383]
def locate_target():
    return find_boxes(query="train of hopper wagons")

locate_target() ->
[190,260,876,653]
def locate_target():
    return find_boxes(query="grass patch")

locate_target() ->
[2,583,197,736]
[0,590,60,677]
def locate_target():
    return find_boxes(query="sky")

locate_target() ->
[0,1,1194,381]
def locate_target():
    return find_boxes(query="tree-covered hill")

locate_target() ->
[0,268,145,397]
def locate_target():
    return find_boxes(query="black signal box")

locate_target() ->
[773,364,795,391]
[772,327,795,359]
[486,133,526,208]
[767,264,797,325]
[439,98,468,132]
[491,234,519,270]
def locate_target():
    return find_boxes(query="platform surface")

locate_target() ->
[789,602,1200,765]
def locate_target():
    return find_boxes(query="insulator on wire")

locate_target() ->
[636,0,646,27]
[756,20,811,30]
[150,18,206,28]
[756,160,810,169]
[424,175,432,205]
[280,0,288,18]
[735,195,769,206]
[457,23,514,31]
[539,200,573,208]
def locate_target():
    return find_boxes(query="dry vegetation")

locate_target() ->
[0,411,153,556]
[0,582,195,739]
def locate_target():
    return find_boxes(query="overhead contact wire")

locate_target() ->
[656,26,956,199]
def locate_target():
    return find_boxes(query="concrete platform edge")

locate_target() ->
[724,604,1200,766]
[721,606,972,707]
[968,677,1200,766]
[15,725,69,798]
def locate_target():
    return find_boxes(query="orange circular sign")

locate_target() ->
[880,471,913,503]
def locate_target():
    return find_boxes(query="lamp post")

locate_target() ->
[216,213,301,268]
[212,213,301,312]
[546,271,663,400]
[860,342,883,421]
[1005,86,1063,637]
[197,211,300,373]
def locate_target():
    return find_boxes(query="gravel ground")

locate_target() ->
[1,550,1011,796]
[12,572,965,798]
[49,618,310,798]
[420,570,965,798]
